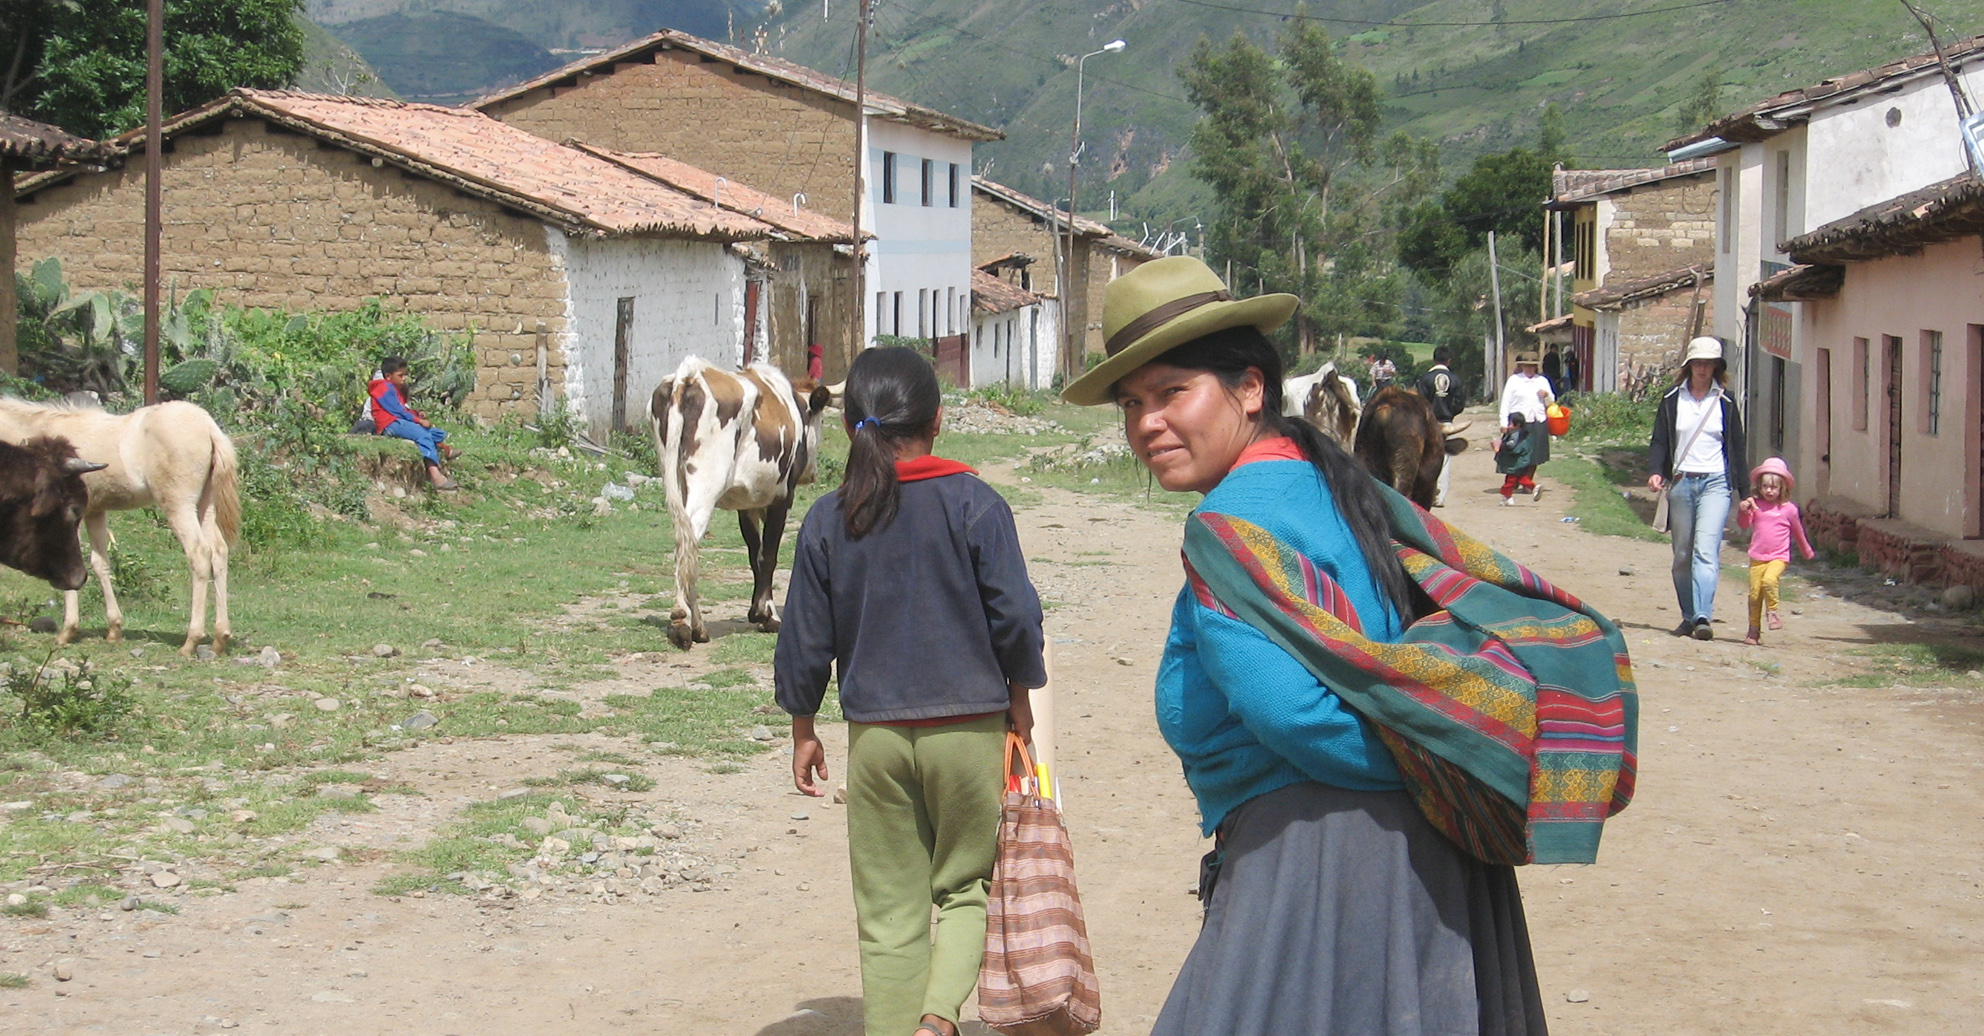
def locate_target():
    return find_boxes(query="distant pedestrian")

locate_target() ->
[1369,356,1396,397]
[1494,414,1537,504]
[1541,346,1563,398]
[1497,351,1554,502]
[1736,457,1813,646]
[774,345,1046,1036]
[1414,347,1465,507]
[1647,337,1750,640]
[1563,347,1582,396]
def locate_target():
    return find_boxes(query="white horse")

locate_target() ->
[1282,361,1362,447]
[0,398,240,655]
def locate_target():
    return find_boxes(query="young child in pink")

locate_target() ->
[1736,456,1814,645]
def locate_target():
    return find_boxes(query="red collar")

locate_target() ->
[1230,436,1304,470]
[896,455,977,482]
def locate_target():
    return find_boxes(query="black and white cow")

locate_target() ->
[650,358,832,649]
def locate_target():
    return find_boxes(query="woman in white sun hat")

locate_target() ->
[1646,336,1750,640]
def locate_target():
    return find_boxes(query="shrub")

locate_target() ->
[4,654,138,738]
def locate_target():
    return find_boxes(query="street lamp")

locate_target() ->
[1063,38,1125,380]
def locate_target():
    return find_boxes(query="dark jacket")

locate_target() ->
[1495,419,1535,473]
[1647,383,1749,498]
[1414,365,1464,422]
[773,471,1047,723]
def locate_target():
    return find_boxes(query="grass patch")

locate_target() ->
[708,633,778,666]
[1552,453,1667,543]
[0,973,27,988]
[2,896,48,918]
[1824,642,1984,689]
[52,884,121,908]
[521,767,657,793]
[374,791,566,895]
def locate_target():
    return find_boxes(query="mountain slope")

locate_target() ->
[761,0,1984,228]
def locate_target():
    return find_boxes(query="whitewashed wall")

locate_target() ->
[970,300,1059,390]
[549,229,748,440]
[865,121,975,346]
[1803,64,1984,227]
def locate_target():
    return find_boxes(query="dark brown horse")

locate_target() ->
[1353,386,1449,509]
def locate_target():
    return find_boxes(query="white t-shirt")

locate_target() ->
[1673,388,1725,474]
[1499,372,1552,425]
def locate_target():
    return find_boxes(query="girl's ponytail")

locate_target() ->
[839,347,942,538]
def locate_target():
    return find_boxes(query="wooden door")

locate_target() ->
[1886,334,1903,517]
[1814,348,1832,499]
[612,297,634,434]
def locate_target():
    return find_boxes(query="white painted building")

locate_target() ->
[1667,33,1984,468]
[969,268,1057,389]
[864,119,975,371]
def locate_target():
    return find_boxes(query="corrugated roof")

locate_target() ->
[469,30,1001,142]
[1571,264,1712,311]
[972,269,1039,315]
[972,176,1110,237]
[1667,34,1984,151]
[1549,160,1715,206]
[1783,172,1984,263]
[571,144,859,242]
[22,90,782,240]
[0,112,111,165]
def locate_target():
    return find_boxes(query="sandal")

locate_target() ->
[1767,610,1783,631]
[1744,627,1760,646]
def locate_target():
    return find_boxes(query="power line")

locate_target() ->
[1166,0,1743,28]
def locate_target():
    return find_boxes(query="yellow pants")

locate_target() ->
[1748,559,1787,628]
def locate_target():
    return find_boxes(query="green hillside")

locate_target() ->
[307,0,753,51]
[293,16,398,98]
[761,0,1984,229]
[330,11,562,104]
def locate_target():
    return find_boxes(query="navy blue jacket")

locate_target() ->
[774,471,1047,723]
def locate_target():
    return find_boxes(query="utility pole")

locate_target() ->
[848,0,870,362]
[1486,230,1506,384]
[143,0,163,405]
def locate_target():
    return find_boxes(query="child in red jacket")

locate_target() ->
[367,356,458,490]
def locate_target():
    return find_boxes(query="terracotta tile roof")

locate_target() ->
[0,112,111,165]
[1749,263,1845,301]
[1667,33,1984,151]
[1783,172,1984,263]
[19,90,782,240]
[468,30,1001,142]
[1549,159,1715,206]
[971,268,1040,315]
[1571,264,1712,311]
[1525,314,1574,334]
[1097,233,1164,260]
[972,176,1110,237]
[570,144,859,242]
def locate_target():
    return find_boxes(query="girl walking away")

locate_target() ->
[774,346,1047,1036]
[1494,414,1537,504]
[1737,457,1814,646]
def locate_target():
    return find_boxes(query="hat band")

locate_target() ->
[1104,290,1232,357]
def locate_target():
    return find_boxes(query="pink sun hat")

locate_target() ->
[1750,456,1794,492]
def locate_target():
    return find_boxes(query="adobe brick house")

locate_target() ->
[1545,160,1717,393]
[1,113,109,376]
[13,90,848,439]
[469,29,1001,371]
[970,175,1108,374]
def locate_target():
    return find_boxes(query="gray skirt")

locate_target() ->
[1152,782,1549,1036]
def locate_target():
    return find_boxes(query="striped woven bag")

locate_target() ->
[978,733,1101,1036]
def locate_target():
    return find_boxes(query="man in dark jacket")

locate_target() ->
[1415,347,1465,506]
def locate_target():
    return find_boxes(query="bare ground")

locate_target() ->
[4,443,1982,1036]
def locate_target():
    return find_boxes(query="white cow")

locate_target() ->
[1282,361,1362,447]
[649,358,832,649]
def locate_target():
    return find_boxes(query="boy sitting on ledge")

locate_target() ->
[365,355,459,491]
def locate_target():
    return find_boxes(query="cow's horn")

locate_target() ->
[63,458,108,474]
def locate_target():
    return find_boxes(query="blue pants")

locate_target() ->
[384,421,447,465]
[1667,471,1732,624]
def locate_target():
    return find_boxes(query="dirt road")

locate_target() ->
[4,443,1981,1035]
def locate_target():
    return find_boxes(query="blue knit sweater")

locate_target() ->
[1157,460,1404,836]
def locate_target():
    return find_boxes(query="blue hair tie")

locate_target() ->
[854,416,881,431]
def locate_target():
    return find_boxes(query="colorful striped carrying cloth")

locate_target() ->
[1181,484,1638,865]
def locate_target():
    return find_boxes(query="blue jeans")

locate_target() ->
[384,421,447,465]
[1667,471,1731,624]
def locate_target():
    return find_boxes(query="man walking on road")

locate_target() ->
[1416,347,1465,507]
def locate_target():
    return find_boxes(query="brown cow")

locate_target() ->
[0,437,107,590]
[650,358,832,649]
[1354,385,1448,510]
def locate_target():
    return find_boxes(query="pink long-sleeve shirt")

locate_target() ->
[1739,500,1815,563]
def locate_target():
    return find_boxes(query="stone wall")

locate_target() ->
[969,197,1100,367]
[1604,173,1716,281]
[12,119,570,419]
[1616,288,1712,377]
[483,54,859,212]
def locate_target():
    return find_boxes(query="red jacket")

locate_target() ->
[366,377,425,433]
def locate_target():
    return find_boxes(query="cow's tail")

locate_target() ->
[208,422,241,547]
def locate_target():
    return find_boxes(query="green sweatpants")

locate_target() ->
[846,714,1007,1036]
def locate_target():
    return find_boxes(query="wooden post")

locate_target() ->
[534,321,551,416]
[612,298,634,433]
[1487,230,1506,382]
[1,160,16,376]
[142,0,164,405]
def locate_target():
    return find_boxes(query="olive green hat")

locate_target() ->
[1060,256,1298,406]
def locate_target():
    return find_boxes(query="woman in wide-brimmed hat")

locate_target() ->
[1646,336,1750,640]
[1062,256,1549,1036]
[1495,350,1555,503]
